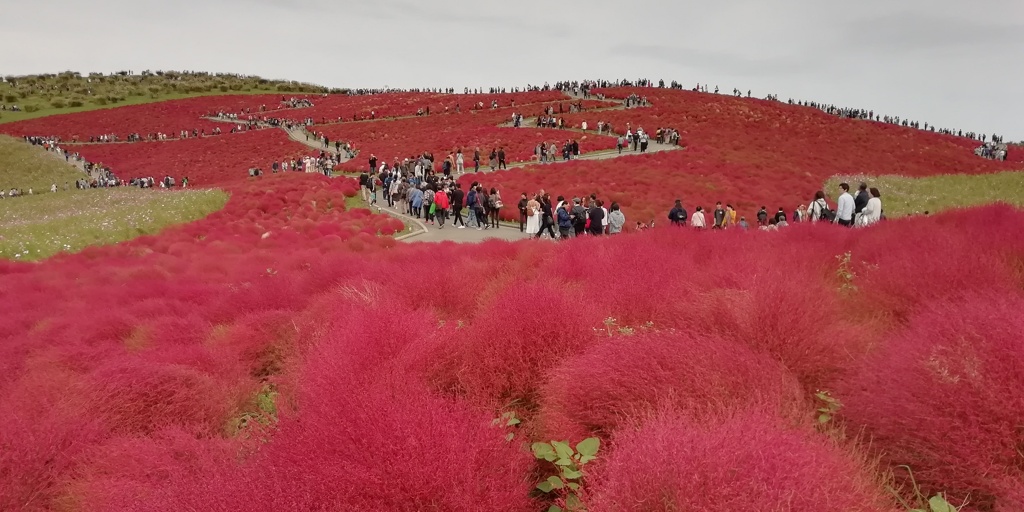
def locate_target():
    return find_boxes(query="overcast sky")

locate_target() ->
[2,0,1022,139]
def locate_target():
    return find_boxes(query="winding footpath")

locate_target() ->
[272,91,683,243]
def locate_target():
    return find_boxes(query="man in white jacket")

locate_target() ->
[835,183,855,227]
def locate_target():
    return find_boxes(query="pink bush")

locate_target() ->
[538,331,807,440]
[837,294,1024,510]
[588,411,892,512]
[428,280,605,407]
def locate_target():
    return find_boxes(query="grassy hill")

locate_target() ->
[0,134,84,191]
[0,187,227,260]
[0,70,335,124]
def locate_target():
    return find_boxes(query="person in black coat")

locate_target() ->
[854,182,870,221]
[668,199,687,225]
[588,201,605,236]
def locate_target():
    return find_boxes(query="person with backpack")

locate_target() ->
[433,186,450,229]
[422,184,435,224]
[808,190,833,222]
[571,198,588,236]
[668,199,687,226]
[691,206,707,229]
[756,206,769,226]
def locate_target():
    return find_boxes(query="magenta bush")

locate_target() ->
[588,411,892,512]
[837,293,1024,510]
[538,331,807,440]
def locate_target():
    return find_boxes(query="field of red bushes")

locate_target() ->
[2,85,1023,511]
[0,94,289,140]
[268,90,568,124]
[317,115,618,172]
[70,129,321,185]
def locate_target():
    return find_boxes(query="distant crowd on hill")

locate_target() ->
[523,79,1013,150]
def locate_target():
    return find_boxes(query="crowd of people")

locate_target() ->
[975,142,1010,161]
[666,181,886,233]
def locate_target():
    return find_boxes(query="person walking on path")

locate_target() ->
[451,183,466,228]
[535,195,556,239]
[488,188,502,228]
[434,186,450,229]
[497,148,507,170]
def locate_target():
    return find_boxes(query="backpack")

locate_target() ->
[817,200,836,222]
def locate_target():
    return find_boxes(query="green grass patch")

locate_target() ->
[0,187,227,260]
[0,134,84,191]
[0,70,333,124]
[826,171,1024,217]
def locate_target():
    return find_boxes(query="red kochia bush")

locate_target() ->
[537,331,807,440]
[97,305,536,512]
[428,280,604,406]
[588,412,892,512]
[837,294,1024,510]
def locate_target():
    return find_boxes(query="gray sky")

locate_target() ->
[3,0,1022,139]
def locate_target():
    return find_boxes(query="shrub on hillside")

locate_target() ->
[837,293,1024,510]
[88,307,536,511]
[587,411,892,512]
[428,280,604,407]
[537,331,807,440]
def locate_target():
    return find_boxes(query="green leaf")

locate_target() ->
[562,469,582,479]
[555,458,574,466]
[552,440,574,460]
[929,495,956,512]
[537,481,554,493]
[566,482,580,491]
[547,476,564,489]
[578,454,596,464]
[817,413,831,424]
[566,494,582,509]
[576,437,600,458]
[532,442,556,461]
[547,506,563,512]
[506,417,521,426]
[505,432,515,442]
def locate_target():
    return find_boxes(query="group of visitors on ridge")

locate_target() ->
[668,182,885,231]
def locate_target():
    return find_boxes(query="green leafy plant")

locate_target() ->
[815,390,842,424]
[491,410,521,442]
[835,252,858,292]
[888,466,966,512]
[532,437,600,511]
